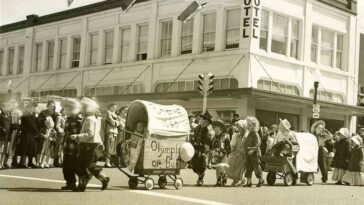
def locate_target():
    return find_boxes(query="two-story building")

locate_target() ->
[0,0,363,132]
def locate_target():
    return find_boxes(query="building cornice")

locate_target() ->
[0,0,150,34]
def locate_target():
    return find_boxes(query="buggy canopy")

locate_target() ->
[125,100,190,137]
[295,132,319,173]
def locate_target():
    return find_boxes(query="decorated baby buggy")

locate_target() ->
[262,132,318,186]
[108,100,194,190]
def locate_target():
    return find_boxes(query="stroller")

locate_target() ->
[104,100,191,190]
[261,132,318,186]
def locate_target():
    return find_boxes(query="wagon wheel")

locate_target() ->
[305,173,315,186]
[128,177,138,189]
[145,178,154,190]
[266,171,276,186]
[174,178,183,190]
[158,176,167,189]
[284,173,293,186]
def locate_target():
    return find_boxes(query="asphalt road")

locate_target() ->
[0,167,363,205]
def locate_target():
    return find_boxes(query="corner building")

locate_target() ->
[0,0,363,132]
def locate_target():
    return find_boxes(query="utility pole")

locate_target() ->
[198,72,214,114]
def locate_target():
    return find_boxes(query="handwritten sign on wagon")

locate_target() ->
[143,137,185,169]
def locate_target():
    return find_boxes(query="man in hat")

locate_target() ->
[60,98,83,191]
[311,120,333,183]
[190,112,212,185]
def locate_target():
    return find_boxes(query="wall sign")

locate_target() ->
[242,0,261,39]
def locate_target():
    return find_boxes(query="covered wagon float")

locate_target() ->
[110,100,194,190]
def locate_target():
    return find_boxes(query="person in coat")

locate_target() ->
[19,103,40,168]
[190,112,212,186]
[210,121,231,186]
[104,103,120,168]
[243,116,264,188]
[342,136,364,186]
[61,98,83,191]
[37,100,57,166]
[0,105,12,170]
[227,120,248,186]
[70,97,109,192]
[331,128,351,185]
[311,120,333,183]
[6,100,22,168]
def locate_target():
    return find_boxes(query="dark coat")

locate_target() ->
[244,131,261,157]
[19,113,40,156]
[191,125,211,153]
[210,133,231,156]
[0,111,12,141]
[331,138,351,169]
[348,145,364,172]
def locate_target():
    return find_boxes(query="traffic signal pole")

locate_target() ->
[202,92,207,114]
[198,72,214,114]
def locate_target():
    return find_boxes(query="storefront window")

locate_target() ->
[271,14,288,55]
[160,20,173,57]
[181,19,194,55]
[202,12,216,52]
[260,10,269,51]
[225,8,241,49]
[258,79,299,96]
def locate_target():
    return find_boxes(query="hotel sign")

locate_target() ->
[241,0,262,49]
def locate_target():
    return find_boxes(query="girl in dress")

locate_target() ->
[331,128,351,185]
[342,136,364,186]
[39,116,57,168]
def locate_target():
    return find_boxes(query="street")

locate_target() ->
[1,167,363,205]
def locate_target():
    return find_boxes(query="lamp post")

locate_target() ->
[312,69,321,119]
[7,80,13,94]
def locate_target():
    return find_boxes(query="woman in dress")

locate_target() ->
[342,136,364,186]
[227,120,248,186]
[331,128,351,185]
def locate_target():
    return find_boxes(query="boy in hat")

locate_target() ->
[210,121,231,186]
[61,98,83,191]
[190,112,212,186]
[311,120,333,183]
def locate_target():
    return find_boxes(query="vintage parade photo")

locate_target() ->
[0,0,364,204]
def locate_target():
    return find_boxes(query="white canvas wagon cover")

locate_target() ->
[125,100,190,137]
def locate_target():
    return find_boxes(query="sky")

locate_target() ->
[0,0,105,26]
[0,0,363,27]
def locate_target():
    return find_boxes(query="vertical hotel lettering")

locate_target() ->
[242,0,261,39]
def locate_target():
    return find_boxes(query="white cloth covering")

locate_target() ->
[295,132,319,173]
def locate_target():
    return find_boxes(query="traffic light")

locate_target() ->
[178,1,207,22]
[198,74,205,93]
[197,72,214,94]
[207,73,214,93]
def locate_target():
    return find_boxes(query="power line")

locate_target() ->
[120,64,151,95]
[253,55,283,93]
[224,54,245,79]
[162,59,194,93]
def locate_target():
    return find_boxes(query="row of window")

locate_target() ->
[85,84,145,97]
[30,88,77,98]
[154,78,239,93]
[257,79,344,103]
[0,8,242,75]
[0,47,25,75]
[260,10,345,70]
